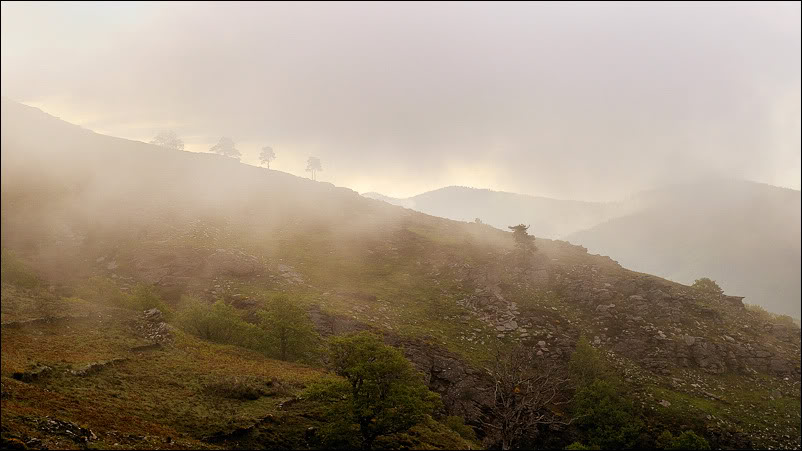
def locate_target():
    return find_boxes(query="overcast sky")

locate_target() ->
[2,1,799,200]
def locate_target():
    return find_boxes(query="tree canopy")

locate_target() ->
[306,332,440,450]
[258,294,319,362]
[306,156,323,180]
[210,137,241,160]
[259,146,276,169]
[150,130,184,151]
[692,277,724,297]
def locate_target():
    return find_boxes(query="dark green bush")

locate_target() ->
[572,379,643,449]
[657,430,710,450]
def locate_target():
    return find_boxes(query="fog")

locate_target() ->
[2,1,800,200]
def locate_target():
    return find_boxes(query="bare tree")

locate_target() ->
[306,156,322,181]
[259,146,276,169]
[210,137,241,160]
[150,130,184,151]
[480,344,573,450]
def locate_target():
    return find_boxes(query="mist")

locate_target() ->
[2,1,799,200]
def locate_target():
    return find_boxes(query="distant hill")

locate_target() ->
[567,180,802,318]
[363,186,627,239]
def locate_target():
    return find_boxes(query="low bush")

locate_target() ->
[177,298,268,351]
[202,376,277,400]
[443,415,476,442]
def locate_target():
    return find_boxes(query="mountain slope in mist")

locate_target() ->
[566,180,802,319]
[364,182,801,319]
[1,99,800,450]
[362,187,625,239]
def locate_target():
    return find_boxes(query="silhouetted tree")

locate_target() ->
[210,137,241,160]
[508,224,537,268]
[150,130,184,151]
[306,156,322,180]
[259,146,276,169]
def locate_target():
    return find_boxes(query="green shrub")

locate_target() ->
[746,304,800,329]
[691,278,723,297]
[177,299,268,351]
[1,249,40,288]
[572,379,643,449]
[443,415,476,442]
[128,284,166,311]
[202,376,278,400]
[569,336,611,387]
[565,442,591,450]
[76,277,171,316]
[657,430,710,450]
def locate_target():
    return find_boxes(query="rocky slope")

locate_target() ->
[2,99,800,449]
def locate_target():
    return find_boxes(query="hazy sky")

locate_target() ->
[2,1,800,200]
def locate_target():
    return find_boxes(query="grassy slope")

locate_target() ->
[1,283,474,450]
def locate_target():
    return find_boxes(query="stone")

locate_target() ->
[684,335,696,346]
[629,295,645,301]
[144,308,163,322]
[659,400,671,408]
[538,341,546,347]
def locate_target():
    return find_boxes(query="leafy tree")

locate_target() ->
[657,430,710,450]
[258,294,319,362]
[565,443,592,450]
[307,332,440,450]
[572,379,643,449]
[210,137,241,160]
[482,344,572,450]
[691,277,723,297]
[569,336,611,388]
[149,130,184,151]
[259,146,276,169]
[306,156,323,181]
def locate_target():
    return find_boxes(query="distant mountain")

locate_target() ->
[363,186,628,239]
[364,181,801,318]
[567,180,801,318]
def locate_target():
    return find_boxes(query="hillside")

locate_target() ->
[363,182,801,319]
[1,99,800,450]
[567,181,802,319]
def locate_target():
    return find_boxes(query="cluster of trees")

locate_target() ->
[176,294,320,363]
[149,131,323,180]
